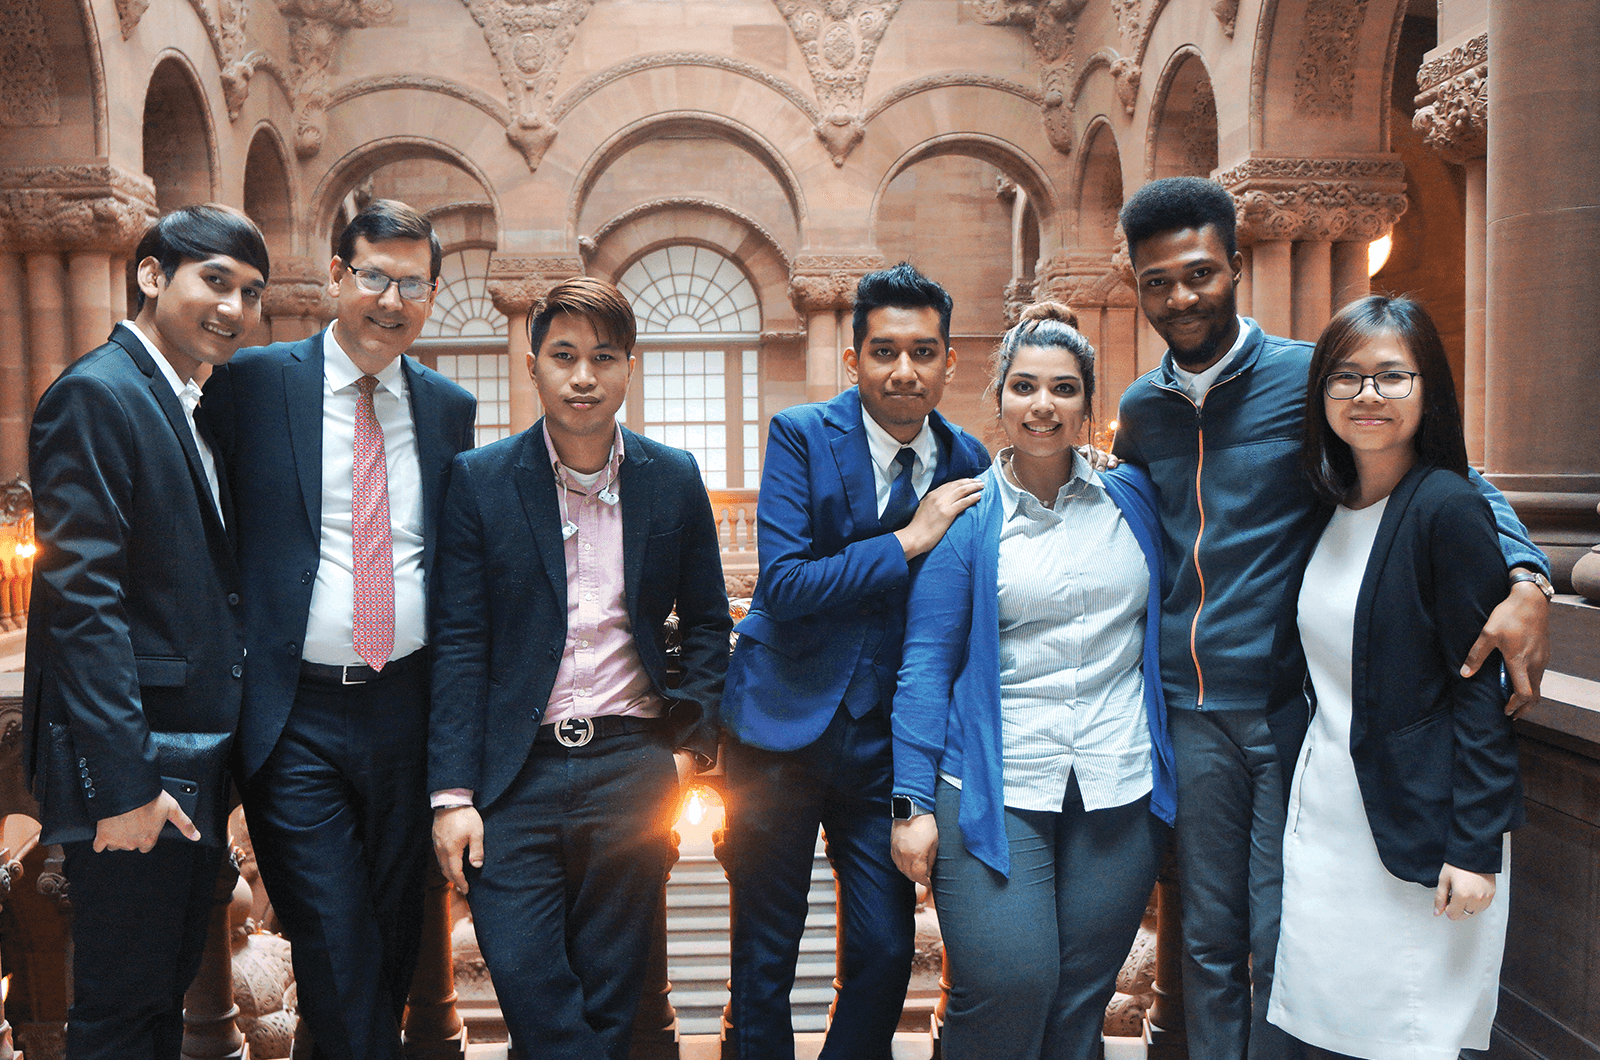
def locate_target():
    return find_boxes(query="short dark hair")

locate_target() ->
[851,262,954,351]
[1119,177,1238,266]
[1303,294,1468,504]
[335,199,442,281]
[131,203,270,311]
[528,276,638,358]
[990,300,1096,417]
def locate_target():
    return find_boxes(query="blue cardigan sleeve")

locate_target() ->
[1467,468,1548,578]
[892,506,979,811]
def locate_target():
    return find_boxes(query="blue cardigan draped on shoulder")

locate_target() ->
[891,461,1176,877]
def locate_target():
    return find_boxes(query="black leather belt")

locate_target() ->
[536,715,668,748]
[300,649,424,687]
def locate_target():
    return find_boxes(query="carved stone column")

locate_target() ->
[66,252,113,363]
[22,252,68,403]
[1220,157,1408,341]
[1415,31,1489,462]
[487,256,583,433]
[401,868,466,1060]
[0,253,27,479]
[181,854,247,1060]
[1483,1,1600,587]
[789,255,883,404]
[261,256,335,343]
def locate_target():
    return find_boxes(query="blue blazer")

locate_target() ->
[426,424,731,810]
[722,388,992,752]
[892,462,1177,877]
[200,330,478,778]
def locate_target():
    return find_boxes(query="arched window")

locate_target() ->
[618,246,762,488]
[416,247,510,446]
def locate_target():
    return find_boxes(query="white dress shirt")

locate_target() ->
[123,320,223,525]
[301,330,427,665]
[974,449,1153,813]
[1169,316,1254,405]
[860,409,940,517]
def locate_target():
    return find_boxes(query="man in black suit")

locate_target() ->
[202,200,476,1060]
[429,277,730,1060]
[24,203,269,1060]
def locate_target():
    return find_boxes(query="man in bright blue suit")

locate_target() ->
[721,263,991,1060]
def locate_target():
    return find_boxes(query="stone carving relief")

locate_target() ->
[775,1,903,166]
[277,0,394,159]
[1413,33,1487,164]
[116,0,153,38]
[0,0,61,126]
[1002,278,1036,325]
[1183,77,1218,176]
[973,0,1090,153]
[1218,157,1407,244]
[1102,0,1176,115]
[1294,0,1370,118]
[788,253,886,313]
[186,0,286,122]
[461,0,597,172]
[1037,247,1137,310]
[1109,56,1140,117]
[1211,0,1238,38]
[261,256,337,323]
[0,165,158,254]
[486,255,585,315]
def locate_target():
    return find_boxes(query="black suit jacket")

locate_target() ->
[23,324,245,832]
[427,423,731,810]
[201,330,477,778]
[1269,464,1524,886]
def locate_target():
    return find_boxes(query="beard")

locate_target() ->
[1169,326,1229,371]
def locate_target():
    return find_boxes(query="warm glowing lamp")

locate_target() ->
[1368,234,1393,277]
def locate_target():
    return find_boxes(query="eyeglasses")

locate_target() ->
[345,265,436,302]
[1323,370,1419,400]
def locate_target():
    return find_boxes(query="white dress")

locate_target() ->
[1267,499,1510,1060]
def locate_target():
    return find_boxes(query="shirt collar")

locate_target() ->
[323,327,405,396]
[995,446,1096,516]
[861,405,937,478]
[1169,316,1253,396]
[123,320,199,408]
[543,420,626,491]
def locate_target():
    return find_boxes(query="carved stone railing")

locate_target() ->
[708,489,759,574]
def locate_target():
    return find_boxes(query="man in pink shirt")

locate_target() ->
[427,277,731,1060]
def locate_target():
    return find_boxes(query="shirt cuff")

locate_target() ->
[430,788,474,809]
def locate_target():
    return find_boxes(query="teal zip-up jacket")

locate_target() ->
[1114,319,1547,713]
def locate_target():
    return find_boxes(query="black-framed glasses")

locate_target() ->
[1323,370,1419,400]
[345,265,436,302]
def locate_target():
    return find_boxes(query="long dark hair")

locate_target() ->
[1303,295,1468,504]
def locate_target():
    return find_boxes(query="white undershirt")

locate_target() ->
[123,320,223,526]
[301,330,427,665]
[860,409,939,517]
[1169,316,1253,405]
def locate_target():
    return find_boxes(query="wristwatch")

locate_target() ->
[1509,569,1555,601]
[891,795,926,820]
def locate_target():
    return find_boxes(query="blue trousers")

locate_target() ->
[724,703,915,1060]
[1168,707,1301,1060]
[932,775,1167,1060]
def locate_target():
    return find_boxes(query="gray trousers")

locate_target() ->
[932,774,1167,1060]
[1168,707,1301,1060]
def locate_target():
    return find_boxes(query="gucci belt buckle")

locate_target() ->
[555,717,594,748]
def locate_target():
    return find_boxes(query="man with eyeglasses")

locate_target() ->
[1110,176,1550,1060]
[202,199,477,1060]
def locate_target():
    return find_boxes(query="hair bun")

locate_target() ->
[1019,300,1079,329]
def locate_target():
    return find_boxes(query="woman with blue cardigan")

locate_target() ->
[890,302,1175,1060]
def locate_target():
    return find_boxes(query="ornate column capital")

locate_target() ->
[260,256,335,322]
[1413,33,1488,164]
[973,0,1090,154]
[1036,249,1137,314]
[788,254,885,315]
[1217,157,1408,244]
[485,255,584,316]
[0,164,157,255]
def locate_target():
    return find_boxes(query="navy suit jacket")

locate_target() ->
[426,423,731,810]
[722,388,991,752]
[24,324,245,829]
[200,330,477,779]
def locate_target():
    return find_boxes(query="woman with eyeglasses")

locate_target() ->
[1265,295,1523,1060]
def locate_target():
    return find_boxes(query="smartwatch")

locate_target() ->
[891,795,925,820]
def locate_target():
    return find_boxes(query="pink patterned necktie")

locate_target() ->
[352,374,395,671]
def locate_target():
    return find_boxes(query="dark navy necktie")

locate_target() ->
[880,447,919,530]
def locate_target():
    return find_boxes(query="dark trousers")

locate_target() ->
[63,837,227,1060]
[241,660,431,1060]
[932,776,1166,1060]
[724,704,915,1060]
[465,727,681,1060]
[1168,707,1301,1060]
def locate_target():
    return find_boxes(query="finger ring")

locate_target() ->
[1465,909,1477,916]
